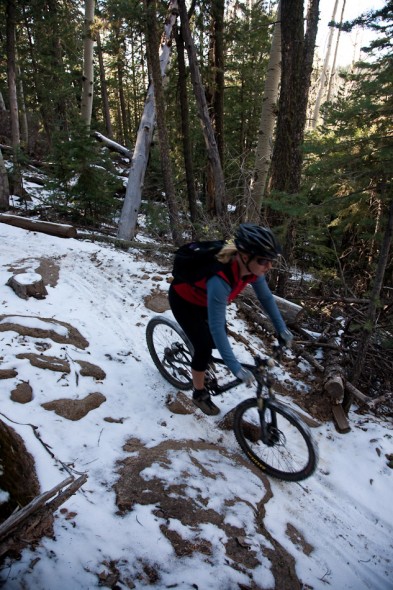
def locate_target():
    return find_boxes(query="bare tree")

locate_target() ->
[247,1,281,223]
[81,0,95,127]
[178,0,227,220]
[6,0,23,197]
[326,0,347,103]
[311,0,339,128]
[117,0,179,241]
[97,30,113,139]
[145,0,181,244]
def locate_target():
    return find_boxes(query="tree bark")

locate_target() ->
[350,197,393,387]
[81,0,95,127]
[145,0,181,245]
[326,0,346,103]
[6,0,23,197]
[97,31,114,139]
[269,0,320,296]
[311,0,339,128]
[175,26,199,228]
[178,0,227,221]
[117,0,179,241]
[0,149,10,210]
[0,213,77,238]
[248,1,281,222]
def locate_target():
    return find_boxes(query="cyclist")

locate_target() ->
[168,224,293,415]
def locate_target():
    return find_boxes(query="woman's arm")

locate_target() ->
[252,275,287,335]
[206,276,242,375]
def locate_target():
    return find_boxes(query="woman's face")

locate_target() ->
[240,253,273,276]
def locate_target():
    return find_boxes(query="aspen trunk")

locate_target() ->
[117,0,179,241]
[326,0,346,103]
[248,1,281,222]
[81,0,95,127]
[311,0,339,128]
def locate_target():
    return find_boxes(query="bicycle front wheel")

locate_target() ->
[146,316,194,390]
[233,398,318,482]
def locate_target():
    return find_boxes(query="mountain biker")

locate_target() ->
[168,224,293,416]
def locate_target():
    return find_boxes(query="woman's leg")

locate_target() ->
[169,287,219,415]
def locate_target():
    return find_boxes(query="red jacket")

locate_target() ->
[172,258,257,306]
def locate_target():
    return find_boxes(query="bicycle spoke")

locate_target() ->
[234,399,317,481]
[146,317,193,390]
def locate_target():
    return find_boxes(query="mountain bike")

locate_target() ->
[146,315,318,482]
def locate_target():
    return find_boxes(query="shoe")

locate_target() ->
[192,388,220,416]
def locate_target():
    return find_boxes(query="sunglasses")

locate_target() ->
[255,257,274,267]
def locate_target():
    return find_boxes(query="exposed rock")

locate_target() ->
[165,391,195,415]
[16,353,70,373]
[0,314,89,349]
[143,290,170,313]
[11,381,33,404]
[41,392,106,420]
[0,369,17,380]
[76,360,106,380]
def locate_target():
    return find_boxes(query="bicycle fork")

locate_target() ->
[256,381,279,447]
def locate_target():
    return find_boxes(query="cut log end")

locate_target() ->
[7,273,48,300]
[324,375,344,401]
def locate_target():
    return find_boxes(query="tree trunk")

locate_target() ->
[178,0,227,221]
[22,6,53,149]
[117,0,179,241]
[350,197,393,387]
[204,0,225,215]
[311,0,339,128]
[97,31,114,139]
[326,0,346,103]
[81,0,95,127]
[16,59,28,149]
[0,149,10,210]
[6,0,23,197]
[145,0,181,245]
[269,0,320,296]
[248,1,281,223]
[175,26,199,228]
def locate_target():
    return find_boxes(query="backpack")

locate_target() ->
[172,239,228,285]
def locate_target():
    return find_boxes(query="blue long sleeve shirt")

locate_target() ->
[207,274,286,375]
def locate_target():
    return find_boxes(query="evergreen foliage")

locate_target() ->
[300,5,393,296]
[45,124,121,226]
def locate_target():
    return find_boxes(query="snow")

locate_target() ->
[0,222,392,589]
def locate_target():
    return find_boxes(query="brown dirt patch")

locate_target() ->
[41,392,106,420]
[7,256,61,288]
[115,438,302,589]
[0,315,89,349]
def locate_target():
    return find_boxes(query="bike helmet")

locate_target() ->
[234,224,281,259]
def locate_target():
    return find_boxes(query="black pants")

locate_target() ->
[168,285,214,372]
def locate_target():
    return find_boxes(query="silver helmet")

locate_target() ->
[234,224,281,259]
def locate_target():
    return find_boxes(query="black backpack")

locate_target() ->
[172,239,231,285]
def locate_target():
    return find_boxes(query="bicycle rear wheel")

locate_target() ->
[146,316,194,390]
[233,398,318,481]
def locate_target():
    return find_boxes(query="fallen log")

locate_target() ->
[237,288,304,329]
[93,131,133,159]
[0,474,88,559]
[323,335,346,402]
[0,213,77,238]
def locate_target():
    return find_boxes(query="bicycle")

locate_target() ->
[146,315,318,482]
